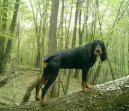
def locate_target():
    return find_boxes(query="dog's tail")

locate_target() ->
[43,54,58,69]
[44,54,57,62]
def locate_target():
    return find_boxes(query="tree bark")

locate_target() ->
[64,0,73,94]
[66,0,80,93]
[0,0,8,74]
[71,0,79,48]
[48,0,59,53]
[30,0,43,68]
[47,0,59,97]
[0,0,20,74]
[1,75,129,111]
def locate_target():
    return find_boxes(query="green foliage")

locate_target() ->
[1,0,129,82]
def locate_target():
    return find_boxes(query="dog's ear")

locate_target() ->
[100,42,107,62]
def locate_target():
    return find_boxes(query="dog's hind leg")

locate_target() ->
[35,62,48,101]
[41,61,60,105]
[41,75,58,105]
[35,71,47,101]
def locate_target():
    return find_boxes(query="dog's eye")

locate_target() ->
[99,43,103,46]
[94,42,98,45]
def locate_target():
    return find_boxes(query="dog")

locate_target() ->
[35,40,107,105]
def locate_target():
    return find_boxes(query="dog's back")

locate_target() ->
[43,45,90,69]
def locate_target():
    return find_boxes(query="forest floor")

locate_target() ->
[1,67,129,111]
[0,66,81,105]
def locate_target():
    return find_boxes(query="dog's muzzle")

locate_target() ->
[94,48,102,56]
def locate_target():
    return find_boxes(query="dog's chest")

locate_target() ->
[88,58,96,67]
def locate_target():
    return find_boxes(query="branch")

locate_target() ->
[0,74,17,88]
[21,79,40,105]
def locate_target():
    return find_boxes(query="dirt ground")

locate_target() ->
[0,67,82,105]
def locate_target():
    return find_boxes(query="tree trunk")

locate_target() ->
[1,76,129,111]
[30,0,43,68]
[57,0,64,97]
[73,3,84,79]
[0,0,8,74]
[48,0,59,53]
[64,1,73,94]
[16,20,20,65]
[71,0,79,48]
[48,0,59,97]
[66,0,79,92]
[0,0,20,74]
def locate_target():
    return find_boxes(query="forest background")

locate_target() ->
[0,0,129,108]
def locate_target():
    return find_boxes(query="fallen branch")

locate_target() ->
[20,79,40,105]
[0,78,8,88]
[0,74,17,88]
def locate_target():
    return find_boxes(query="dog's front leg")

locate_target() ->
[82,68,92,92]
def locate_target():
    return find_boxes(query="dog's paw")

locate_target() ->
[41,100,48,106]
[35,96,41,101]
[40,96,48,106]
[83,87,92,92]
[86,84,93,89]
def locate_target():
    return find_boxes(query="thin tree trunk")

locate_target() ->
[64,0,73,94]
[57,0,64,97]
[30,0,43,68]
[65,0,79,94]
[128,33,129,75]
[71,0,79,48]
[74,3,85,79]
[85,0,89,42]
[16,20,20,65]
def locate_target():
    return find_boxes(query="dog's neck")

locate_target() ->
[88,49,97,59]
[88,52,97,66]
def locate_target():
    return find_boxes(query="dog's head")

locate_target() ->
[91,40,107,62]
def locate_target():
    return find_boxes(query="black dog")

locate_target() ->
[36,40,107,105]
